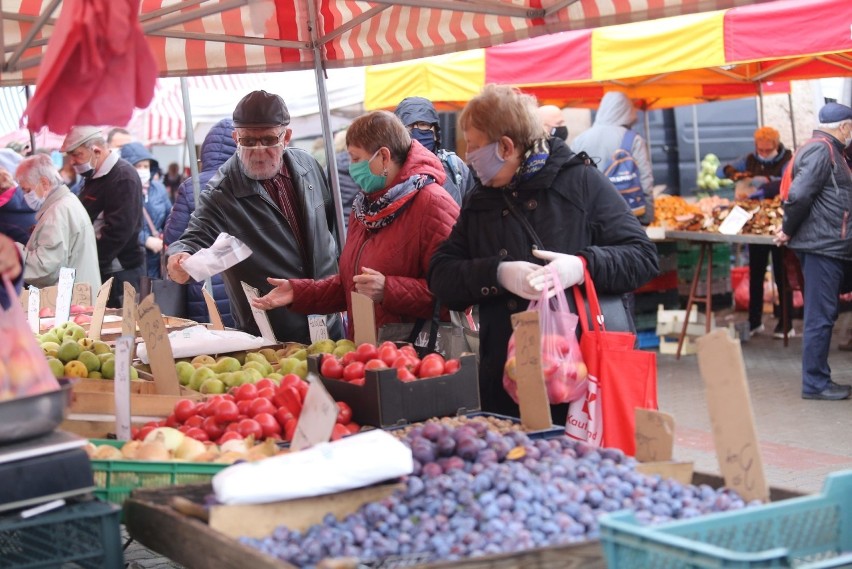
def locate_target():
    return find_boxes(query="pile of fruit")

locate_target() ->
[242,422,757,566]
[176,339,357,394]
[134,376,359,445]
[318,341,461,384]
[36,322,132,380]
[39,304,95,326]
[696,153,733,192]
[86,426,285,463]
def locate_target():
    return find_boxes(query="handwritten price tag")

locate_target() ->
[137,295,181,395]
[114,336,133,441]
[291,374,338,451]
[635,409,675,462]
[241,281,277,343]
[308,315,329,343]
[54,267,76,325]
[88,278,113,341]
[510,311,552,431]
[27,286,40,334]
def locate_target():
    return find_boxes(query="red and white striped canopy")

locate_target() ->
[1,0,773,87]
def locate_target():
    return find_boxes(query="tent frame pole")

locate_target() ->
[788,91,798,149]
[692,104,700,187]
[180,77,210,292]
[307,0,347,250]
[758,82,765,127]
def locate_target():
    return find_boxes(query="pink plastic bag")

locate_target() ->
[503,268,588,405]
[0,277,60,400]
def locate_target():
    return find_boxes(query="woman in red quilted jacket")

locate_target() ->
[250,110,460,338]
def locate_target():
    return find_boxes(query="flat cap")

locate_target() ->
[233,90,290,128]
[818,102,852,124]
[61,126,103,153]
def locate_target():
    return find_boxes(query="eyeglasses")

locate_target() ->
[237,133,284,147]
[408,122,435,132]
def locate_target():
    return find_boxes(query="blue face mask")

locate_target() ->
[466,141,505,187]
[350,150,387,194]
[410,127,436,153]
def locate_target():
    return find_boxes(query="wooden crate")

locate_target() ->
[69,378,202,417]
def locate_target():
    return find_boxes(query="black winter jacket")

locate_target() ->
[167,147,343,343]
[783,131,852,261]
[429,138,659,417]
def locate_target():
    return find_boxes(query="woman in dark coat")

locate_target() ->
[162,119,235,327]
[429,85,659,420]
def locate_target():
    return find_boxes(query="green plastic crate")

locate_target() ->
[89,439,225,506]
[0,499,122,569]
[600,471,852,568]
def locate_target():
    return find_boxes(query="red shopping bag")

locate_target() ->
[572,267,657,456]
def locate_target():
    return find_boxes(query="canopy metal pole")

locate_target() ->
[788,91,798,149]
[692,105,700,180]
[24,86,35,154]
[307,1,346,250]
[179,78,209,291]
[758,82,765,127]
[643,109,652,168]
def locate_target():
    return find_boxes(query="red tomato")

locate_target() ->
[234,383,258,402]
[236,418,263,440]
[279,374,303,389]
[236,399,253,416]
[349,377,365,386]
[444,359,461,375]
[165,413,180,428]
[221,393,235,402]
[185,427,210,442]
[249,397,277,417]
[283,417,298,442]
[418,354,446,378]
[185,415,204,429]
[341,351,357,366]
[364,358,387,371]
[343,361,366,382]
[320,355,345,379]
[202,416,224,441]
[336,401,353,424]
[257,387,276,400]
[173,399,198,422]
[399,345,419,359]
[130,427,139,440]
[178,425,191,434]
[391,356,414,371]
[354,343,379,363]
[277,386,303,417]
[294,379,309,400]
[254,413,282,438]
[377,343,400,366]
[136,425,155,441]
[255,378,276,392]
[217,431,244,445]
[397,367,417,382]
[330,423,350,441]
[215,400,239,423]
[225,422,241,433]
[274,407,295,428]
[346,421,361,434]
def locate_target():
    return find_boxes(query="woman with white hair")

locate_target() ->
[16,153,101,291]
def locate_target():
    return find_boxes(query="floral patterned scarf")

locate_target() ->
[504,138,550,190]
[352,174,434,230]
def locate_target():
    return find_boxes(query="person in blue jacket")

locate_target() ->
[162,119,235,327]
[0,149,34,245]
[120,143,172,279]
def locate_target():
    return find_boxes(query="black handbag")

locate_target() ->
[502,191,635,335]
[377,300,469,359]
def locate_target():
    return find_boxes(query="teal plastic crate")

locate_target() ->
[0,499,122,569]
[600,471,852,568]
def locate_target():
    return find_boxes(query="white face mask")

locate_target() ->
[136,167,151,186]
[23,189,45,211]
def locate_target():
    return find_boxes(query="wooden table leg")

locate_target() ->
[676,242,713,359]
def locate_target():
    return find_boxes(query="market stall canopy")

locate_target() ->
[365,0,850,111]
[3,0,773,88]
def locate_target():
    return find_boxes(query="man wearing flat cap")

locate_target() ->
[167,90,342,343]
[61,126,144,308]
[775,102,852,401]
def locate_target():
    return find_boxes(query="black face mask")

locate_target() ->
[550,125,568,141]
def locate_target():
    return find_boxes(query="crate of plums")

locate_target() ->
[307,342,479,428]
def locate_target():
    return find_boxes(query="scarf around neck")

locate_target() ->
[352,174,433,230]
[503,138,550,191]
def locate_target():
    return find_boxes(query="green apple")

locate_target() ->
[175,361,195,386]
[189,367,217,391]
[200,378,226,394]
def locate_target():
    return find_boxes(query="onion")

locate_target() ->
[220,438,250,455]
[174,437,207,461]
[120,440,141,459]
[144,427,185,453]
[93,445,123,460]
[136,433,171,461]
[83,442,98,458]
[214,451,245,464]
[191,450,220,463]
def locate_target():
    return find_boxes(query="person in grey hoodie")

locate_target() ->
[572,91,655,226]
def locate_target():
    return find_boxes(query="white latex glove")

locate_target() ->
[496,261,541,300]
[145,236,164,253]
[528,249,585,298]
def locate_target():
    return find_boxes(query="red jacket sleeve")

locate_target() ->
[289,274,347,315]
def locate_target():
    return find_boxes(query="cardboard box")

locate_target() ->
[308,354,480,428]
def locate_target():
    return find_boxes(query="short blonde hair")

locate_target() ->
[754,126,780,145]
[459,84,541,150]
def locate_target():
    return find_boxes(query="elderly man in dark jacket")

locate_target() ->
[163,119,236,327]
[429,85,658,419]
[167,91,342,343]
[776,102,852,401]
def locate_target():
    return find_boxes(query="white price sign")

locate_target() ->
[241,281,277,343]
[27,286,40,334]
[113,336,134,441]
[54,267,76,325]
[291,374,338,451]
[308,314,329,344]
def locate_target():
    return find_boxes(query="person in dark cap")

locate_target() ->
[775,101,852,401]
[394,96,474,206]
[62,125,143,308]
[166,90,343,343]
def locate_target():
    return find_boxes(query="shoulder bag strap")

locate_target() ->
[502,191,544,250]
[407,299,442,354]
[141,206,158,236]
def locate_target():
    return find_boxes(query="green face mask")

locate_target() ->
[350,149,387,193]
